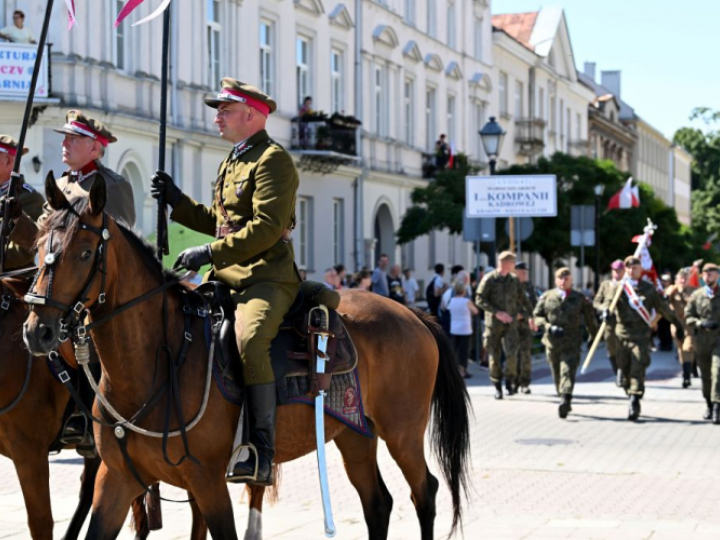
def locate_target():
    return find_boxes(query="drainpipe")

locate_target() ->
[354,0,365,271]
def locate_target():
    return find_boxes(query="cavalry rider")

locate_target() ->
[151,79,300,486]
[0,134,44,271]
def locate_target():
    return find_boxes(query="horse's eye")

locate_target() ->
[80,250,92,261]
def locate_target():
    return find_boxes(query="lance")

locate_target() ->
[0,0,55,273]
[155,7,171,261]
[580,219,657,374]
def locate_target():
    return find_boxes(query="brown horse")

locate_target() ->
[23,177,471,540]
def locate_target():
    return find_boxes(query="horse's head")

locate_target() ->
[23,172,108,355]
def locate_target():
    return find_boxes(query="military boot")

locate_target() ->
[506,379,517,396]
[713,403,720,425]
[494,381,503,400]
[682,362,692,389]
[558,394,572,419]
[703,399,713,420]
[628,395,641,421]
[227,383,277,486]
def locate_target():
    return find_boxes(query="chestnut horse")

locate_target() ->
[23,177,471,540]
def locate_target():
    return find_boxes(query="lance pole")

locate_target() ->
[580,219,657,374]
[155,7,171,261]
[1,0,55,273]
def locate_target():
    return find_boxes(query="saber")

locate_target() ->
[311,306,336,538]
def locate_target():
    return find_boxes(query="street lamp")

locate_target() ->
[479,116,506,174]
[594,184,604,292]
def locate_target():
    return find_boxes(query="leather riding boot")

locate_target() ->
[628,395,641,421]
[558,394,572,419]
[703,399,713,420]
[494,381,503,400]
[682,362,692,389]
[61,365,98,458]
[227,383,277,486]
[713,403,720,425]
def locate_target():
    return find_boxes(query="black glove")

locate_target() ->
[150,170,182,208]
[549,325,565,338]
[5,197,22,220]
[700,320,719,331]
[173,244,212,272]
[601,309,615,325]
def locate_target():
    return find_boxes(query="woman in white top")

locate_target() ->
[448,280,479,379]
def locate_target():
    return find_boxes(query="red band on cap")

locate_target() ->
[70,121,110,147]
[221,88,271,117]
[0,143,17,156]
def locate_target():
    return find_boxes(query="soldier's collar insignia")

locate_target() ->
[231,143,253,161]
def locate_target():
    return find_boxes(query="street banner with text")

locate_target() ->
[466,175,557,218]
[0,44,48,98]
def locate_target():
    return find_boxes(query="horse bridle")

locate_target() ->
[24,209,110,343]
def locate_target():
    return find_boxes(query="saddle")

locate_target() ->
[198,280,357,401]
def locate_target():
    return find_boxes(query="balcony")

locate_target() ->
[515,117,546,157]
[290,113,362,174]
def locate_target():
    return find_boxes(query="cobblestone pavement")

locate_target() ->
[2,346,720,539]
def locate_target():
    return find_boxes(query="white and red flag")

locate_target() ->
[447,143,455,169]
[607,177,640,210]
[631,234,661,290]
[65,0,77,30]
[115,0,173,28]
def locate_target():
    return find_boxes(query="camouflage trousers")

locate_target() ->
[616,336,652,397]
[484,322,519,384]
[517,325,534,387]
[694,332,720,403]
[546,343,582,396]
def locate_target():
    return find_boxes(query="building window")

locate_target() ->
[374,66,388,137]
[115,0,126,70]
[259,21,274,96]
[297,196,314,270]
[538,87,545,120]
[514,81,523,118]
[559,99,565,148]
[207,0,221,90]
[427,0,436,38]
[499,72,508,116]
[447,95,455,144]
[550,94,557,133]
[333,198,344,265]
[404,78,414,145]
[404,0,415,25]
[331,48,343,113]
[426,87,436,151]
[296,36,312,110]
[576,112,581,140]
[474,18,483,60]
[447,2,456,49]
[475,101,486,158]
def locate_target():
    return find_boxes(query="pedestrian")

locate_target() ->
[371,254,390,296]
[475,251,533,399]
[298,96,313,116]
[534,268,598,418]
[440,266,469,333]
[425,263,447,316]
[402,268,419,307]
[665,268,696,388]
[448,280,480,379]
[434,134,450,169]
[685,263,720,423]
[0,10,36,44]
[387,264,406,304]
[334,264,347,289]
[323,267,339,290]
[514,261,539,394]
[593,259,625,383]
[613,256,684,420]
[352,269,372,291]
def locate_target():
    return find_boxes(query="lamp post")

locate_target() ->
[594,184,604,292]
[479,117,506,266]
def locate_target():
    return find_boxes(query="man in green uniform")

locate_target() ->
[151,79,299,485]
[476,251,533,399]
[665,268,696,388]
[684,263,720,423]
[593,259,625,385]
[614,256,684,420]
[514,260,538,394]
[534,268,598,418]
[0,135,44,271]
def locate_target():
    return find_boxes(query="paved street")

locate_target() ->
[2,346,720,539]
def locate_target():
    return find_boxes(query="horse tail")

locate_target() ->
[410,308,472,536]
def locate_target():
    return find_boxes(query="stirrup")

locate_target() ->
[60,412,91,446]
[226,443,261,483]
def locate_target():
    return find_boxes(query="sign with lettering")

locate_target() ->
[0,43,48,98]
[466,175,557,218]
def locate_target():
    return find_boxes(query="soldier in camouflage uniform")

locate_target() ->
[152,79,299,485]
[593,259,625,384]
[514,260,538,394]
[684,263,720,423]
[665,268,696,388]
[534,268,598,418]
[476,251,533,399]
[614,256,684,420]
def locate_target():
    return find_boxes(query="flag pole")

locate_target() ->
[580,219,657,374]
[1,0,55,273]
[154,7,171,260]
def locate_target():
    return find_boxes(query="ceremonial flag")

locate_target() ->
[703,233,718,251]
[65,0,77,30]
[115,0,173,28]
[447,143,455,169]
[607,177,640,210]
[632,233,660,290]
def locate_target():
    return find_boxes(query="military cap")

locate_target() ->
[0,134,28,156]
[514,261,528,271]
[624,256,641,267]
[555,267,572,279]
[702,262,719,273]
[205,78,277,117]
[610,259,624,270]
[498,250,516,261]
[54,110,117,146]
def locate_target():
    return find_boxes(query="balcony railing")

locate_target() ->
[515,117,546,156]
[291,113,361,156]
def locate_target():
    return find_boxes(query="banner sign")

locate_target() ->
[0,43,48,98]
[466,175,557,218]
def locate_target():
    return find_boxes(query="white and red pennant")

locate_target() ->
[66,0,173,30]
